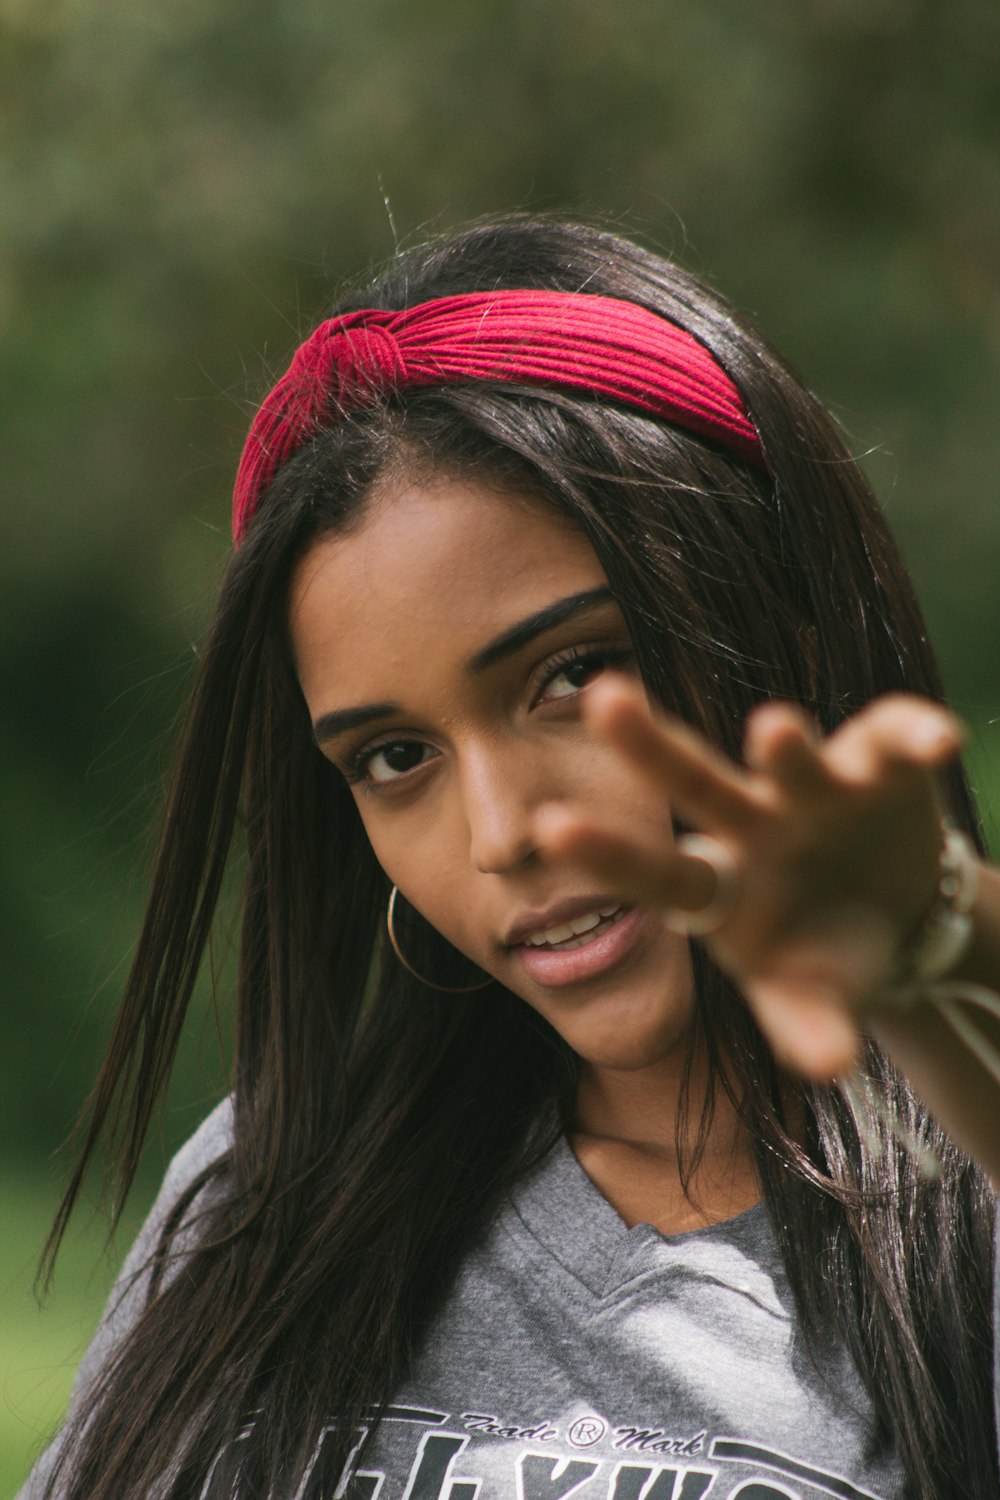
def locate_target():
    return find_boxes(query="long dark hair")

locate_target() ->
[42,217,995,1499]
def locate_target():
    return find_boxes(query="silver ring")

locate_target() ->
[663,833,740,937]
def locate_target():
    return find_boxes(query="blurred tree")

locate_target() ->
[1,0,998,1168]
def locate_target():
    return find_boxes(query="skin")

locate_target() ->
[290,473,1000,1225]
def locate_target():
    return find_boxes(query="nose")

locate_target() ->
[460,742,544,875]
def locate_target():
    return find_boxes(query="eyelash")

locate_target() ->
[534,642,635,703]
[340,642,635,789]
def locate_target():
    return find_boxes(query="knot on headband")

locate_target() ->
[233,289,765,539]
[305,316,408,406]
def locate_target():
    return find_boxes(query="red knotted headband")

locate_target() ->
[232,289,765,539]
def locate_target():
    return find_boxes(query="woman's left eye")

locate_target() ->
[537,646,634,703]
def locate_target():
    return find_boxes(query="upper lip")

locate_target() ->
[503,894,626,948]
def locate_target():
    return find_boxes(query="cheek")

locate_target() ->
[356,799,474,943]
[354,730,670,961]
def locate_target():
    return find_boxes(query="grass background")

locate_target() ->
[1,1177,141,1496]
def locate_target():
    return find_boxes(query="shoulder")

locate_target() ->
[16,1099,235,1499]
[113,1095,235,1318]
[116,1095,234,1288]
[86,1096,234,1353]
[160,1095,234,1201]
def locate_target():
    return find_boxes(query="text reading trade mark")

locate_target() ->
[460,1415,705,1457]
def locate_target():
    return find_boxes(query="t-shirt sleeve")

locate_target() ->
[15,1098,234,1500]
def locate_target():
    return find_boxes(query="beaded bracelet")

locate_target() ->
[887,822,980,991]
[846,822,1000,1176]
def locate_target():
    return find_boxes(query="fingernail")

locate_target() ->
[784,994,858,1077]
[912,715,960,754]
[533,804,574,840]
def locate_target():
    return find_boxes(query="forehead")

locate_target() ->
[288,474,609,680]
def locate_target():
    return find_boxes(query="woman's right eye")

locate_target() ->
[354,740,434,785]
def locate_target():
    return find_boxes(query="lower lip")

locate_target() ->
[513,906,647,988]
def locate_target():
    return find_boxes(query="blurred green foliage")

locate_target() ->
[2,0,999,1484]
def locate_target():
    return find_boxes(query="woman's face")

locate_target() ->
[289,473,693,1071]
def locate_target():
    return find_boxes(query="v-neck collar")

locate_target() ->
[506,1133,774,1300]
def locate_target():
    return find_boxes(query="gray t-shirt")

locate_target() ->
[18,1100,996,1499]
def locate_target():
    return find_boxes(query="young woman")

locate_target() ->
[20,217,1000,1500]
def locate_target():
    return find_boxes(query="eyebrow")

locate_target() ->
[313,701,400,744]
[468,586,615,673]
[311,585,616,746]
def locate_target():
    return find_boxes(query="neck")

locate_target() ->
[569,1043,763,1235]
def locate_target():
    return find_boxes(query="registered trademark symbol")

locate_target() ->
[567,1417,606,1448]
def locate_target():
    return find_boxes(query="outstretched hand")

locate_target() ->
[532,680,965,1080]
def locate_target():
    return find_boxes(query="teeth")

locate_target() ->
[523,905,623,948]
[568,910,602,936]
[540,921,576,944]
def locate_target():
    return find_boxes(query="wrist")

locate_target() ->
[892,823,979,984]
[871,823,980,1014]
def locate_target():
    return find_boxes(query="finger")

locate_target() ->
[746,979,861,1079]
[584,678,759,831]
[825,695,964,783]
[740,908,896,1078]
[533,803,721,915]
[743,702,832,795]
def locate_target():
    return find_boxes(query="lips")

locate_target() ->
[509,903,648,989]
[503,894,628,949]
[521,903,624,948]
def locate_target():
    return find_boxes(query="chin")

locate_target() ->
[508,948,696,1075]
[556,1005,695,1074]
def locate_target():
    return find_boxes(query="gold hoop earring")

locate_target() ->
[386,886,494,993]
